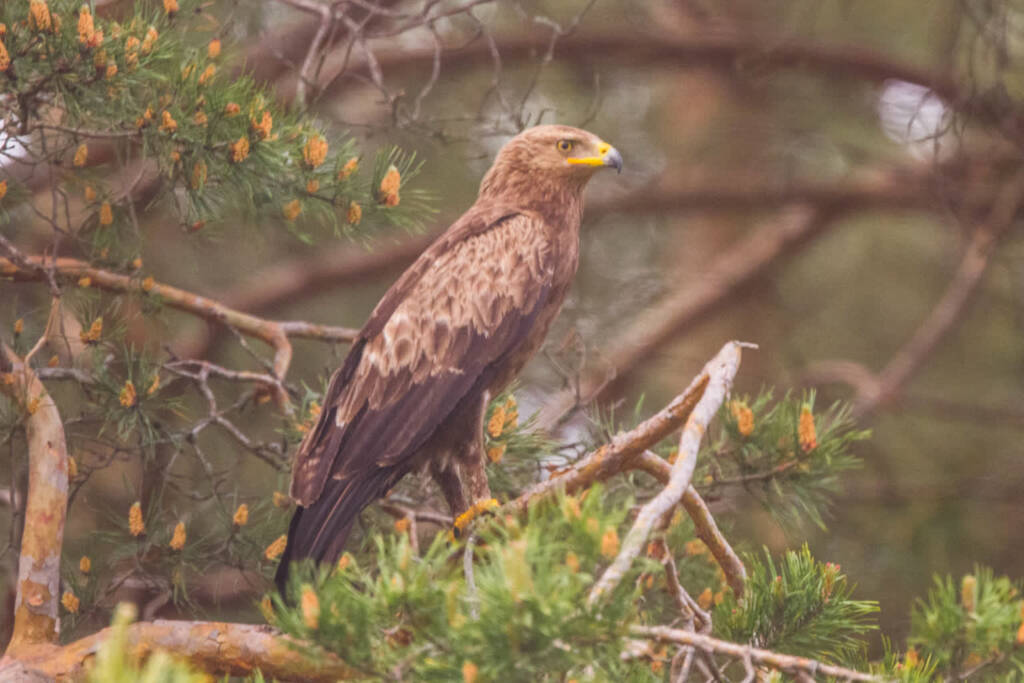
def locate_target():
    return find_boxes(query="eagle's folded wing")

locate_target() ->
[289,205,554,508]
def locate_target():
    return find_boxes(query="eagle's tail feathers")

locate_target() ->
[273,468,395,595]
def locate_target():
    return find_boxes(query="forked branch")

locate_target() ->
[588,342,746,605]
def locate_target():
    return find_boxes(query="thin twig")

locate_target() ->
[631,625,881,682]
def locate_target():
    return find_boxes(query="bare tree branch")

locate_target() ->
[805,169,1024,417]
[589,342,746,605]
[3,256,359,408]
[632,625,881,682]
[509,367,711,513]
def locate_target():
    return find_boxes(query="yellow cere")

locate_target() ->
[567,140,613,167]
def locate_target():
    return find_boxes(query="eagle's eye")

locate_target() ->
[556,139,574,153]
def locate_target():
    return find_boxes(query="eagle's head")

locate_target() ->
[479,124,622,203]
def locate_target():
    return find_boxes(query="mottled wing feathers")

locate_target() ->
[289,205,554,506]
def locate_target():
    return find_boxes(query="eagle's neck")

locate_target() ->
[477,169,586,230]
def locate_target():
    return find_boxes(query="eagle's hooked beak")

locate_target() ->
[567,141,623,173]
[599,142,623,174]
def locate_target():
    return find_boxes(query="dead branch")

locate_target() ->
[589,342,745,605]
[538,206,834,431]
[634,451,746,598]
[0,346,69,655]
[632,624,881,682]
[272,0,344,108]
[10,620,355,682]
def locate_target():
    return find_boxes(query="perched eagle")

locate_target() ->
[275,125,622,591]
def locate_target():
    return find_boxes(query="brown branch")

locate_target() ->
[218,233,433,315]
[0,346,69,654]
[175,232,431,362]
[589,342,745,605]
[2,257,358,408]
[634,451,746,598]
[632,625,881,682]
[587,170,939,217]
[10,620,356,681]
[538,206,836,430]
[321,30,985,124]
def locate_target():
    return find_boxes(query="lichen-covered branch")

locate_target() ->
[0,346,69,654]
[632,625,881,682]
[634,451,746,598]
[11,620,356,682]
[508,366,711,513]
[588,342,745,605]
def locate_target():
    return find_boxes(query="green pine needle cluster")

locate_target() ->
[696,391,869,531]
[0,0,432,264]
[714,545,879,664]
[272,486,648,681]
[908,567,1024,678]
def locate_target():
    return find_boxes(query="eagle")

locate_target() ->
[275,125,622,591]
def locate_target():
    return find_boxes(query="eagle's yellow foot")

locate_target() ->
[453,498,499,533]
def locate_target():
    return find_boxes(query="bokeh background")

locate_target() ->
[5,0,1024,647]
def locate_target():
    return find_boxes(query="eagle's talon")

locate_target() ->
[453,497,499,533]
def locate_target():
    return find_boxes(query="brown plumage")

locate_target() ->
[275,125,622,591]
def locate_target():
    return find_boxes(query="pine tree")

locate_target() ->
[1,1,1022,681]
